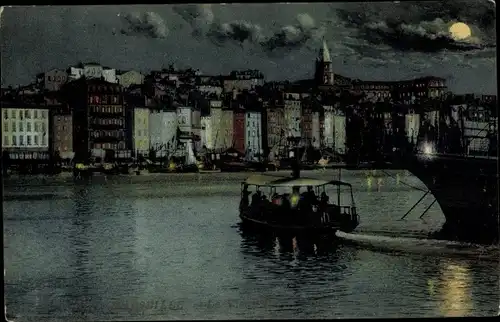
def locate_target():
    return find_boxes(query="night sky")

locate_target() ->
[0,1,496,94]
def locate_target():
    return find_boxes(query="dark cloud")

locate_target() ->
[259,13,325,54]
[172,4,214,37]
[334,0,496,54]
[207,20,264,46]
[173,6,324,55]
[119,12,168,39]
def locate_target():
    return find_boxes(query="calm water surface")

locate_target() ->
[4,170,499,320]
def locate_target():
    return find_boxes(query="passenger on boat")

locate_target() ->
[272,193,280,205]
[281,193,291,210]
[320,192,329,208]
[240,184,251,211]
[301,186,318,211]
[290,187,301,209]
[251,191,262,208]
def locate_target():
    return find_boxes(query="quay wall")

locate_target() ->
[3,170,347,187]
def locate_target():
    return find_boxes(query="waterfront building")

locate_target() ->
[284,95,301,139]
[209,100,233,150]
[463,105,494,155]
[333,110,347,155]
[62,78,126,161]
[52,109,73,157]
[322,105,335,149]
[220,108,234,150]
[311,110,321,149]
[149,108,177,156]
[301,102,313,146]
[190,106,202,151]
[133,107,150,156]
[233,104,246,154]
[245,110,263,160]
[201,115,213,149]
[177,106,192,134]
[405,112,420,145]
[2,103,50,152]
[266,103,285,155]
[209,101,223,149]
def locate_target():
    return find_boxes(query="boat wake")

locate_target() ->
[336,231,499,262]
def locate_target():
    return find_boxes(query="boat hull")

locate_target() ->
[239,211,359,236]
[407,153,498,245]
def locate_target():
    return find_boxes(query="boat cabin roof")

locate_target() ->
[243,174,352,188]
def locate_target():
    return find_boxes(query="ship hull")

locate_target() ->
[406,153,498,245]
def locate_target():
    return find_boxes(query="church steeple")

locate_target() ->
[318,39,332,63]
[315,39,334,86]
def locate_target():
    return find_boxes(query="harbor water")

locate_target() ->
[3,170,499,320]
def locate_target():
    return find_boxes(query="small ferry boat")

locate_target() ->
[239,174,360,236]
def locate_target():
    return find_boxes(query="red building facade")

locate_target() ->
[233,105,246,154]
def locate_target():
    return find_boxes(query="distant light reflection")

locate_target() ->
[273,237,280,258]
[367,176,373,190]
[438,262,473,317]
[291,237,299,265]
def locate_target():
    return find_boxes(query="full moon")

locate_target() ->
[449,22,472,40]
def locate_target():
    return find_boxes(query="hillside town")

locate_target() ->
[1,41,497,174]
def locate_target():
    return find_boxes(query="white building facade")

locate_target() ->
[201,116,213,149]
[117,70,144,88]
[333,112,346,155]
[245,111,263,160]
[405,112,420,145]
[177,106,192,134]
[311,111,321,149]
[149,110,177,156]
[83,64,103,79]
[322,105,335,148]
[133,108,150,155]
[2,108,50,151]
[68,67,84,81]
[196,85,223,97]
[102,68,117,83]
